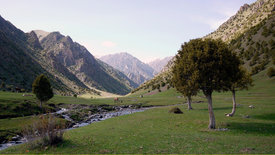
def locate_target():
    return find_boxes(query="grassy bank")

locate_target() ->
[1,69,274,153]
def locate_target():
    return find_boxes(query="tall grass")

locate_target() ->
[23,114,66,148]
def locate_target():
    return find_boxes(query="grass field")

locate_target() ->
[0,68,274,153]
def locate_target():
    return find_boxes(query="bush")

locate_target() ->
[267,67,275,77]
[23,114,66,148]
[161,82,166,87]
[73,94,77,98]
[169,107,183,114]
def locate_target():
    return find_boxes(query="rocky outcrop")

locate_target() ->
[37,31,135,94]
[100,52,155,85]
[204,0,274,42]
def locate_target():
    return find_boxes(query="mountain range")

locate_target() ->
[99,53,173,85]
[100,52,155,85]
[147,56,173,75]
[0,16,137,95]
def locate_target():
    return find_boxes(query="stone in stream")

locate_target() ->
[11,135,20,141]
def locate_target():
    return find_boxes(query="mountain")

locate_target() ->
[230,12,275,75]
[96,59,139,89]
[36,31,136,94]
[0,15,135,95]
[100,52,155,85]
[147,56,173,75]
[132,0,275,94]
[0,15,72,94]
[204,0,274,42]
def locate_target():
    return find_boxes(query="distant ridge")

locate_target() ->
[33,30,50,41]
[100,52,155,85]
[147,56,173,75]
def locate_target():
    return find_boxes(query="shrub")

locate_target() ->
[267,67,275,77]
[73,94,77,98]
[23,114,66,148]
[161,82,166,87]
[169,107,183,114]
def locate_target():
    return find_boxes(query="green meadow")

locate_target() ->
[0,69,275,154]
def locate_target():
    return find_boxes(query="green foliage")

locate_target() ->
[172,45,199,98]
[267,67,275,77]
[1,67,275,153]
[262,26,272,37]
[229,67,253,91]
[173,38,241,128]
[161,81,166,87]
[32,74,54,104]
[175,38,240,96]
[156,84,160,90]
[251,64,266,75]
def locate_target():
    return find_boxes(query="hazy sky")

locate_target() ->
[0,0,256,62]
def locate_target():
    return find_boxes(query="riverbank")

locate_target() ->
[0,104,150,151]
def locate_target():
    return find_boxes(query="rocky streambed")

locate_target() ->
[0,104,149,151]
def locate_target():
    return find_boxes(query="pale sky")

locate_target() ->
[0,0,256,62]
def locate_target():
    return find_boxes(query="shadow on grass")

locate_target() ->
[198,107,232,111]
[253,113,275,121]
[55,139,75,148]
[228,122,275,135]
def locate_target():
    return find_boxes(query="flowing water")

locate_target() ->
[0,107,148,151]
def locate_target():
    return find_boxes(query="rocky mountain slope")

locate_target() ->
[0,15,136,95]
[0,15,72,93]
[36,31,135,94]
[230,12,275,75]
[100,52,155,85]
[147,56,173,75]
[204,0,274,42]
[132,0,275,94]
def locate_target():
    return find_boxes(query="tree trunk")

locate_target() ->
[227,89,236,117]
[187,96,193,110]
[40,101,42,108]
[206,94,215,129]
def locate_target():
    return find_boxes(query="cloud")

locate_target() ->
[101,41,117,48]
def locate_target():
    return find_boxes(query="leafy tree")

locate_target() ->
[32,74,54,107]
[173,38,240,129]
[172,51,199,110]
[225,67,253,117]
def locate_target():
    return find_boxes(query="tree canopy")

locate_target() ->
[32,74,53,107]
[173,38,241,129]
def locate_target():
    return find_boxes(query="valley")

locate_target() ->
[0,67,274,153]
[0,0,274,154]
